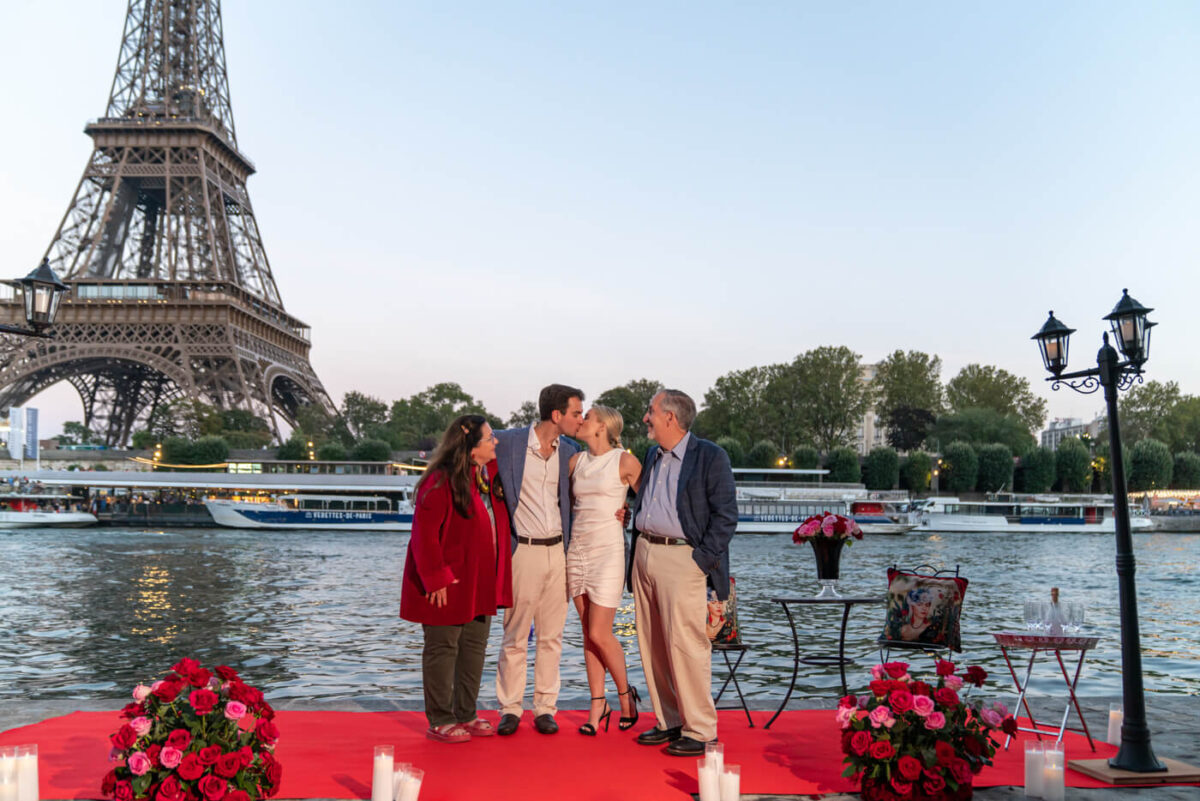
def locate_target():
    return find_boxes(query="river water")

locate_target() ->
[2,527,1197,704]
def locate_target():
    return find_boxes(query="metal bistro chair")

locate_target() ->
[710,577,754,726]
[877,564,968,667]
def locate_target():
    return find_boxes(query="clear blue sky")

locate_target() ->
[2,1,1198,437]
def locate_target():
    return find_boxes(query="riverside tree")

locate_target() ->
[596,378,664,441]
[929,407,1036,457]
[387,382,500,449]
[900,452,933,492]
[976,443,1014,492]
[1173,452,1200,489]
[825,447,861,484]
[1020,447,1057,493]
[873,350,944,450]
[790,346,875,454]
[942,441,978,493]
[1055,437,1092,492]
[946,364,1048,435]
[1129,438,1173,491]
[863,447,900,490]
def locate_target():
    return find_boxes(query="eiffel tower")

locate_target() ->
[0,0,332,445]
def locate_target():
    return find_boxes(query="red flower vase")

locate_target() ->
[809,536,845,598]
[860,777,973,801]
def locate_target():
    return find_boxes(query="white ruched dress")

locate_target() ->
[567,448,628,608]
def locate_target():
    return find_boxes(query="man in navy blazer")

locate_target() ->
[492,383,583,736]
[626,389,737,755]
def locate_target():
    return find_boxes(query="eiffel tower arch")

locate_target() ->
[0,0,332,445]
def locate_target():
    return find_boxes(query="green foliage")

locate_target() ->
[59,421,98,446]
[900,452,933,492]
[873,350,944,420]
[1118,381,1200,454]
[1172,452,1200,489]
[161,437,195,465]
[351,438,393,462]
[791,445,820,470]
[715,436,746,467]
[596,379,664,441]
[699,366,779,448]
[93,463,109,471]
[191,436,230,465]
[317,441,349,461]
[1054,437,1092,492]
[131,430,157,450]
[746,440,780,469]
[341,391,389,439]
[941,440,978,493]
[787,346,876,453]
[976,443,1014,492]
[885,406,937,452]
[133,399,274,450]
[929,407,1036,457]
[506,400,540,428]
[276,437,308,460]
[1020,447,1057,493]
[293,403,343,446]
[863,447,899,490]
[1128,438,1173,491]
[387,382,500,449]
[945,364,1048,434]
[626,436,652,462]
[825,447,861,484]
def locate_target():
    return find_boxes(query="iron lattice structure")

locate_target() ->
[0,0,331,445]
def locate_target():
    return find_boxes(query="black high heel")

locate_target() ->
[578,696,611,736]
[618,685,640,731]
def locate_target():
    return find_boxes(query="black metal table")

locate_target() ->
[764,595,884,729]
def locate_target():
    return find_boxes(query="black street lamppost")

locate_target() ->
[1031,289,1164,774]
[0,259,70,337]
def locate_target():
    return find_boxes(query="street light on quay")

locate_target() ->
[0,259,69,337]
[1031,289,1176,778]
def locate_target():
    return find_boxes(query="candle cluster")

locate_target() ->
[696,743,740,801]
[0,745,38,801]
[371,746,423,801]
[1023,741,1064,801]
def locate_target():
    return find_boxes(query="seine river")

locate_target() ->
[2,527,1197,704]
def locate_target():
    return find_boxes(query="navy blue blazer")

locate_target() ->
[625,434,738,600]
[495,426,579,554]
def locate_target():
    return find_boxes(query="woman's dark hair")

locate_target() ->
[417,414,488,517]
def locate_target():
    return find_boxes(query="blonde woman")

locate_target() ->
[567,405,643,735]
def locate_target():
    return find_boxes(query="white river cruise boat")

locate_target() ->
[206,493,413,531]
[733,469,918,535]
[915,493,1155,533]
[0,492,98,528]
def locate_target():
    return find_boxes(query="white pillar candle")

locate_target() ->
[392,765,410,801]
[697,758,720,801]
[704,742,725,775]
[1042,749,1064,801]
[398,768,423,801]
[0,753,17,801]
[1023,742,1044,798]
[719,765,741,801]
[14,747,36,801]
[1107,705,1123,746]
[371,747,394,801]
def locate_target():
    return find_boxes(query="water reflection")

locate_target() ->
[1,527,1197,702]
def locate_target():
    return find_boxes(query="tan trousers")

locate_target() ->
[632,537,717,742]
[496,543,568,717]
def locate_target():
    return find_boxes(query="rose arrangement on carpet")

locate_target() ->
[101,658,282,801]
[792,512,864,598]
[838,660,1017,801]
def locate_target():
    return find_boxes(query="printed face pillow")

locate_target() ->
[881,569,968,652]
[707,577,740,646]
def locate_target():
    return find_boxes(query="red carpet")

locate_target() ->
[1,709,1189,800]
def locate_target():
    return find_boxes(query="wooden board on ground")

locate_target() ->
[1069,757,1200,785]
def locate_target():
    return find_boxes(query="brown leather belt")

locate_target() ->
[516,535,563,546]
[642,534,689,546]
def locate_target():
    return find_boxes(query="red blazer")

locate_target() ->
[399,461,513,626]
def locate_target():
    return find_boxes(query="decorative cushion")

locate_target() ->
[707,576,741,646]
[880,568,968,652]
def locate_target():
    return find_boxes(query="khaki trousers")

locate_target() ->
[632,537,717,742]
[496,543,568,717]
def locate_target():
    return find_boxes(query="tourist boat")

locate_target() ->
[915,494,1155,533]
[0,492,98,528]
[733,469,917,535]
[205,493,414,531]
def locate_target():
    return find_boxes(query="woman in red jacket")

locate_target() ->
[400,414,513,743]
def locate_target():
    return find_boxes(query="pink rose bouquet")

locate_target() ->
[101,659,281,801]
[839,660,1016,801]
[792,511,864,545]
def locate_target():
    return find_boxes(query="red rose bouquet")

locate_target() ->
[838,660,1016,801]
[792,511,864,545]
[102,659,282,801]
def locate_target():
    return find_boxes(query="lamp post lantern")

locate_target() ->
[1031,290,1164,774]
[1,259,69,337]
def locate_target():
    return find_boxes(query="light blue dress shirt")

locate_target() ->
[634,432,691,541]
